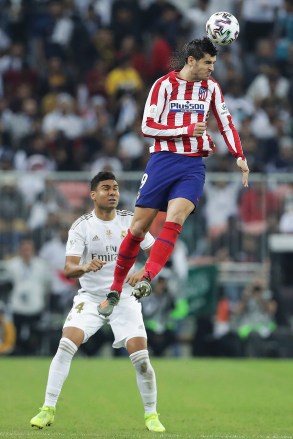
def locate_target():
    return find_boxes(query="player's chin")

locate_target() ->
[108,201,118,207]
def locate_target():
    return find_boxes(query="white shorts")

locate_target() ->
[63,294,147,349]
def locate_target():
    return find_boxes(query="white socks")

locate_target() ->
[44,337,78,408]
[129,349,157,414]
[44,341,157,414]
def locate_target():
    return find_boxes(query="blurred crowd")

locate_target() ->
[0,0,292,175]
[0,0,293,357]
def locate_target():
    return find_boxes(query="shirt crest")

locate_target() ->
[198,86,208,101]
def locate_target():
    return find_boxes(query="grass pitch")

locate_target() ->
[0,357,292,439]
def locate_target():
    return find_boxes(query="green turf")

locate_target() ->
[0,357,292,439]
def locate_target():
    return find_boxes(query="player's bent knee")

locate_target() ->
[62,327,84,348]
[130,223,148,238]
[126,336,147,354]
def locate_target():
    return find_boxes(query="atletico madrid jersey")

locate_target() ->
[142,70,245,159]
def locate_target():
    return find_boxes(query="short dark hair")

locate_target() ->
[171,37,218,69]
[184,37,217,61]
[90,171,117,191]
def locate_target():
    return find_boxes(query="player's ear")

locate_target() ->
[187,55,194,65]
[90,191,96,200]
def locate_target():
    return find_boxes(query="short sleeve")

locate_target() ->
[65,227,85,256]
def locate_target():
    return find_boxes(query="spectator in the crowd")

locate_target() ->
[0,300,16,355]
[143,1,183,49]
[39,55,76,108]
[266,136,293,173]
[117,35,148,81]
[244,37,277,85]
[24,178,68,245]
[0,41,38,101]
[237,179,280,262]
[74,0,113,27]
[146,28,172,82]
[110,0,142,50]
[32,210,63,252]
[204,179,240,255]
[5,237,51,355]
[105,55,144,101]
[239,180,280,236]
[118,117,147,171]
[90,135,123,174]
[42,93,84,141]
[39,223,76,314]
[0,176,28,259]
[0,28,11,59]
[0,97,13,139]
[250,97,290,164]
[279,196,293,233]
[224,77,255,130]
[80,3,102,39]
[81,95,113,162]
[14,132,55,171]
[114,90,139,135]
[240,0,283,52]
[7,97,41,148]
[92,27,116,71]
[211,288,243,357]
[212,48,243,93]
[142,271,176,357]
[81,94,109,135]
[275,0,293,73]
[237,132,265,173]
[246,64,290,104]
[233,276,279,357]
[0,146,14,170]
[142,0,174,33]
[45,0,75,54]
[186,0,212,41]
[4,0,28,39]
[83,59,108,98]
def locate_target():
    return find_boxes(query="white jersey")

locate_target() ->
[65,209,154,303]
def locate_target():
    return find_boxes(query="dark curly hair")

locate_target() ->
[170,37,218,70]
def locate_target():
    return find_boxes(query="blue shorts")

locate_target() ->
[135,152,206,212]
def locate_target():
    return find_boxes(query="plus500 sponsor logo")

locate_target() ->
[170,100,205,113]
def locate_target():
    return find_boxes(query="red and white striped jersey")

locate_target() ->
[141,70,245,159]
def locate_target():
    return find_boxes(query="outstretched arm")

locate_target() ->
[211,82,245,160]
[211,81,249,187]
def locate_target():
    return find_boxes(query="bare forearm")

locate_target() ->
[64,257,106,279]
[64,263,86,278]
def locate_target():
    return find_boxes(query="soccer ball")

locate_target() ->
[206,12,240,46]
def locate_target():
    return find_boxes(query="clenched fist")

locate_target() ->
[192,122,207,137]
[83,258,106,273]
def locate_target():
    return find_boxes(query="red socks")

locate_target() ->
[144,221,182,281]
[111,230,143,294]
[111,222,182,294]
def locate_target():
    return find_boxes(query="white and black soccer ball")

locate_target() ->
[206,11,240,46]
